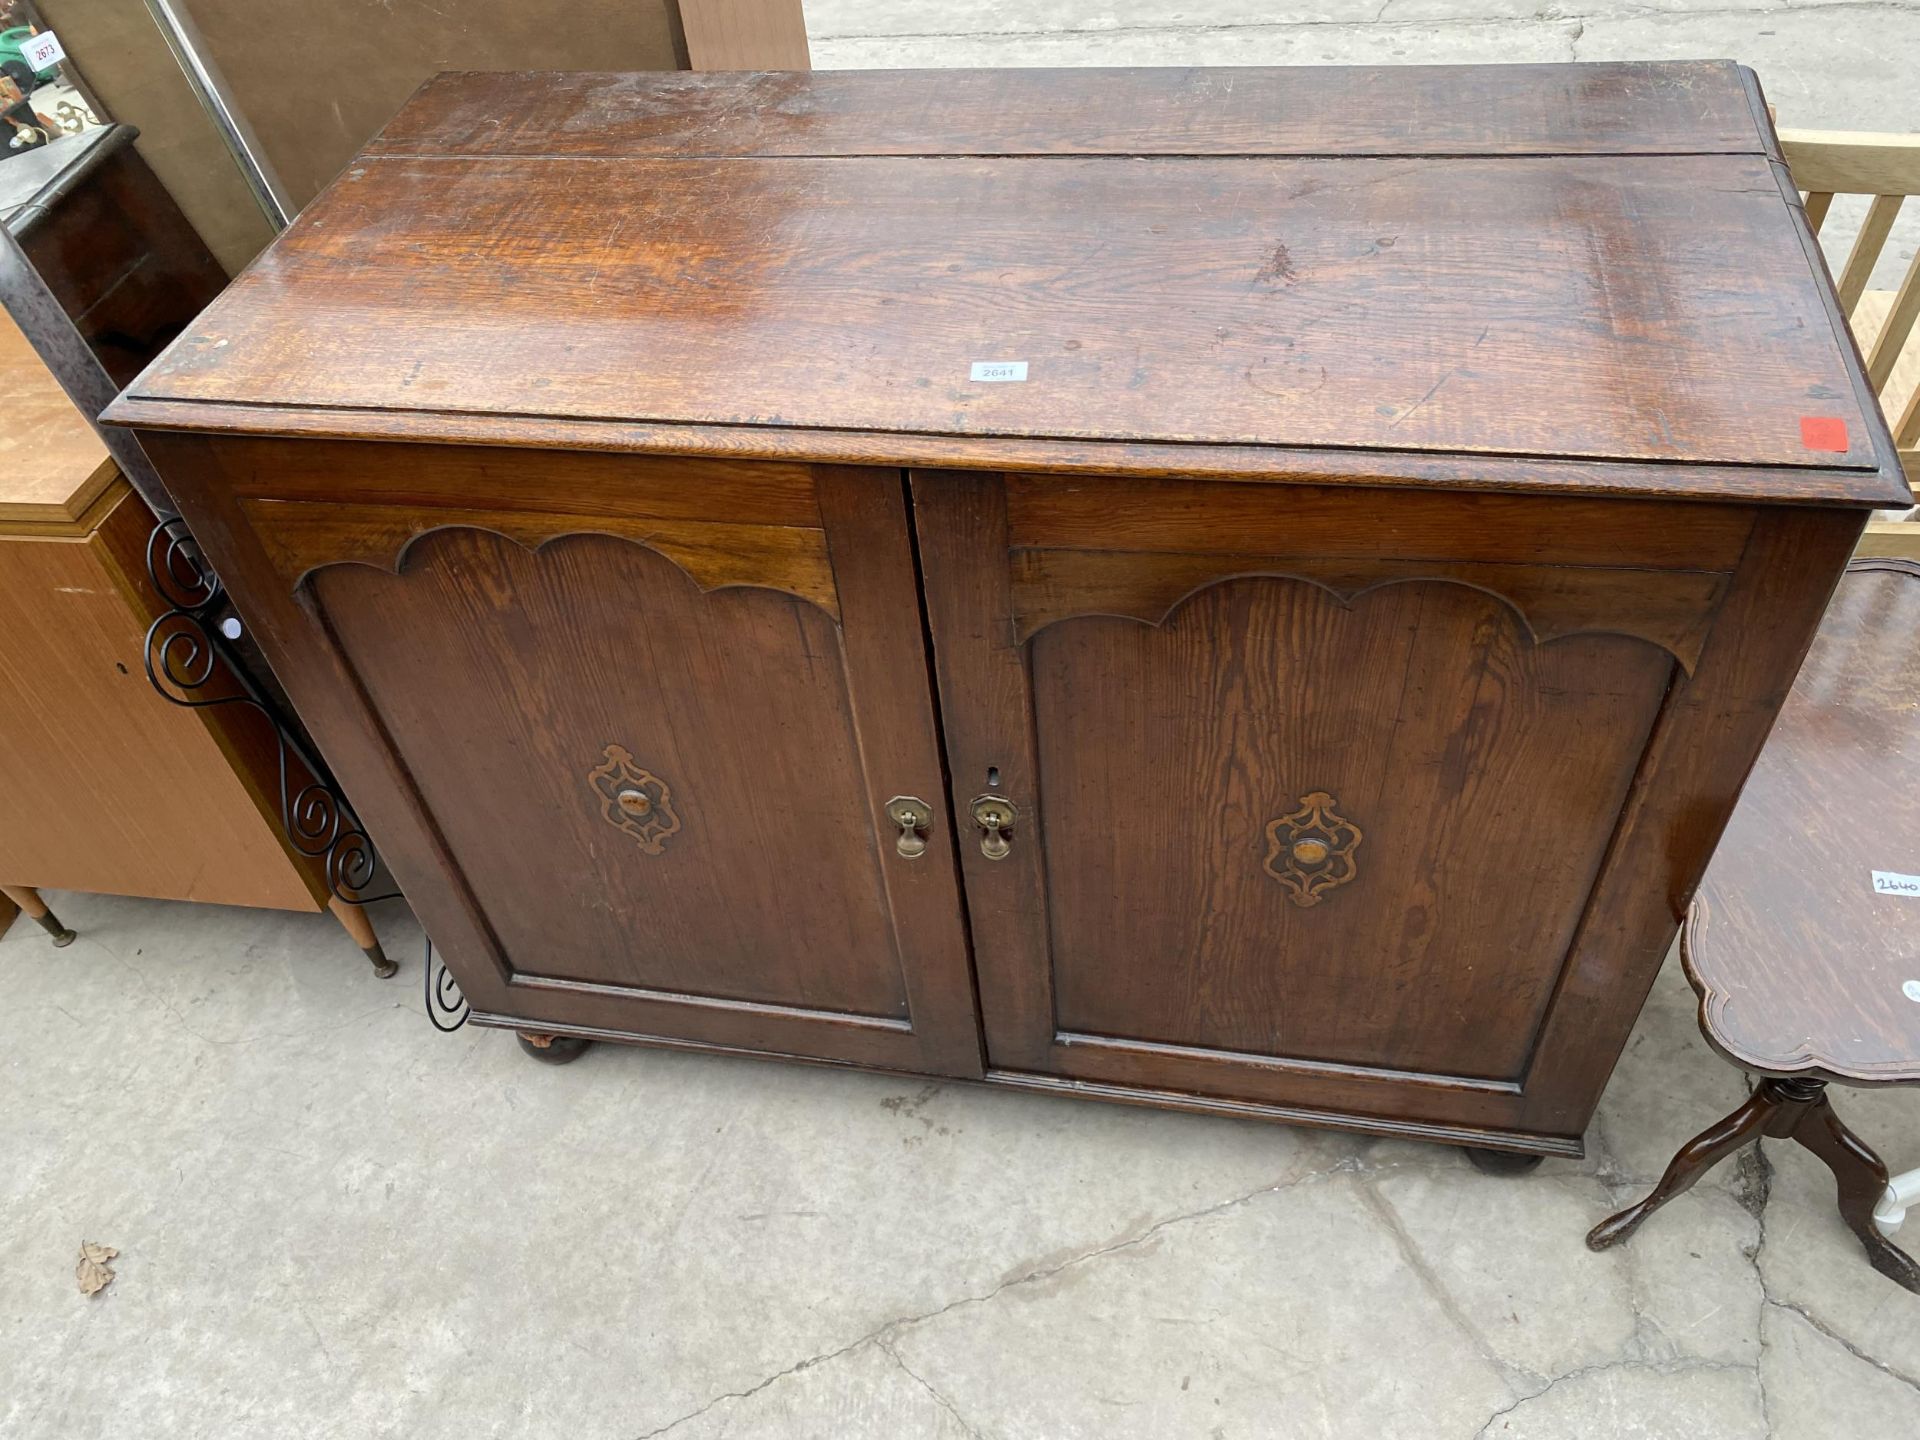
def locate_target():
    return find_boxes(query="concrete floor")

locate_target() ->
[4,888,1918,1438]
[8,5,1920,1437]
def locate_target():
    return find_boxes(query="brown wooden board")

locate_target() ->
[0,308,112,529]
[152,434,982,1076]
[912,468,1860,1145]
[367,64,1774,160]
[114,149,1883,483]
[107,66,1906,508]
[0,484,321,909]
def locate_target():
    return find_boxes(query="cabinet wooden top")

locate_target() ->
[0,308,116,533]
[106,64,1910,507]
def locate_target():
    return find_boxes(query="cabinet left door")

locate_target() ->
[149,437,983,1078]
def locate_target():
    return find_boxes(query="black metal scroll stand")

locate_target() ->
[142,516,470,1030]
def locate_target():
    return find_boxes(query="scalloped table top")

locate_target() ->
[1686,558,1920,1085]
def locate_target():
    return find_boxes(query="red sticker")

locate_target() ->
[1800,416,1849,452]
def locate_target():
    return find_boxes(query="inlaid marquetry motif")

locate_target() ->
[587,744,682,854]
[1263,792,1362,907]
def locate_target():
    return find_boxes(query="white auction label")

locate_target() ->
[17,30,65,72]
[1904,981,1920,1004]
[969,361,1027,383]
[1873,870,1920,897]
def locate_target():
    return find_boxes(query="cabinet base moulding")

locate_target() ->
[467,1009,1587,1158]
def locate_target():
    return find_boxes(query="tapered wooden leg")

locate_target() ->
[1587,1083,1783,1250]
[327,895,397,978]
[1788,1090,1920,1295]
[1,885,75,947]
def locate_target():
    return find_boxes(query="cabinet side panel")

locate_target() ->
[0,490,315,908]
[1519,504,1868,1132]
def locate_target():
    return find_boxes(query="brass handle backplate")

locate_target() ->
[1262,790,1362,907]
[969,795,1016,861]
[587,744,682,855]
[885,795,934,859]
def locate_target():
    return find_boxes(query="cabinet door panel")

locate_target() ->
[218,446,980,1077]
[315,531,903,1015]
[1033,578,1669,1079]
[915,468,1712,1134]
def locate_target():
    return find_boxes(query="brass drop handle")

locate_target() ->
[970,795,1016,861]
[884,795,933,859]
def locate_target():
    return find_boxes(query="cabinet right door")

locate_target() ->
[913,468,1760,1144]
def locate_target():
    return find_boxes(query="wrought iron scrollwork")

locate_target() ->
[424,938,470,1032]
[142,516,470,1028]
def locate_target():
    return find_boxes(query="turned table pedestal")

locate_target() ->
[1590,559,1920,1291]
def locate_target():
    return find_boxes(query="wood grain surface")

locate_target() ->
[1516,505,1866,1133]
[0,485,319,909]
[1009,548,1727,672]
[913,469,1861,1142]
[366,64,1773,160]
[918,468,1680,1094]
[208,437,824,526]
[1033,577,1672,1082]
[1686,558,1920,1084]
[118,150,1878,477]
[243,498,841,618]
[1003,476,1755,569]
[0,310,111,527]
[310,530,907,1015]
[112,65,1895,1151]
[239,458,985,1074]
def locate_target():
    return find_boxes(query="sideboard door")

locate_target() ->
[912,468,1763,1139]
[208,445,982,1078]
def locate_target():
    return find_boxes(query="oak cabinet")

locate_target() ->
[109,65,1911,1156]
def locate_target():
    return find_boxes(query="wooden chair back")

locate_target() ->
[1780,130,1920,556]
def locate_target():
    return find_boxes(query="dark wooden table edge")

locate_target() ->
[1682,889,1920,1089]
[365,61,1777,163]
[101,399,1914,510]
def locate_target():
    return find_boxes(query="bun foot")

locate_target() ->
[1465,1146,1546,1176]
[517,1031,591,1065]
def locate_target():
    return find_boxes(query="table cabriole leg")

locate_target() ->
[1586,1082,1784,1250]
[1788,1089,1920,1295]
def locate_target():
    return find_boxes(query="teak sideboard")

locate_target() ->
[106,64,1912,1159]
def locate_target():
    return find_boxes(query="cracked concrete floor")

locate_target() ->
[3,888,1917,1438]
